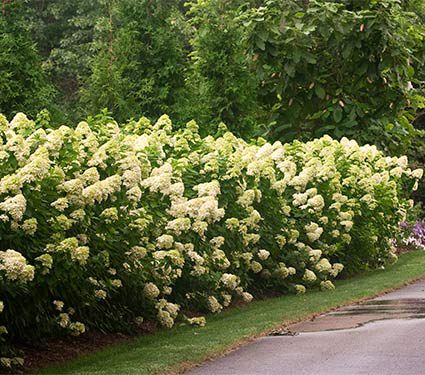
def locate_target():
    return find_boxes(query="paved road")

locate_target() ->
[186,280,425,375]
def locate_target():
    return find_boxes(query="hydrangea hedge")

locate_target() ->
[0,113,422,366]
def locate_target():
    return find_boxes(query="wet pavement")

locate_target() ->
[186,280,425,375]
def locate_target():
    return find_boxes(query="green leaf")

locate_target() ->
[333,107,343,123]
[315,85,326,99]
[406,65,415,79]
[256,38,266,50]
[284,64,295,77]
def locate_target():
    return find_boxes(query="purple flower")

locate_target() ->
[399,221,425,250]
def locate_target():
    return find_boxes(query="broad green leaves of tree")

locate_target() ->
[244,0,425,154]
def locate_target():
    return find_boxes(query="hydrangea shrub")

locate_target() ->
[0,113,422,365]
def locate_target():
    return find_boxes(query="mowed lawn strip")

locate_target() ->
[36,250,425,375]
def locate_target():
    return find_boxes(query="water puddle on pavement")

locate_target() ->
[270,298,425,335]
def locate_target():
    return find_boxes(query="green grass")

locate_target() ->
[36,250,425,375]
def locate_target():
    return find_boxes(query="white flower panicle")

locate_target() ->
[0,194,26,222]
[0,250,34,282]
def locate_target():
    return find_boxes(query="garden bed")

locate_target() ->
[27,250,425,375]
[0,113,422,370]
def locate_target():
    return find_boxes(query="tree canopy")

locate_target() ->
[0,0,424,155]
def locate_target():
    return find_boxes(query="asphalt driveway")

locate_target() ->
[186,280,425,375]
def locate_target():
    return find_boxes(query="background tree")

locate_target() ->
[27,0,108,122]
[1,0,424,163]
[0,0,53,118]
[80,0,189,122]
[244,0,425,154]
[181,0,260,137]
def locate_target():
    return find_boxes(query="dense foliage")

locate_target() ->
[245,0,425,153]
[0,1,53,119]
[0,0,423,150]
[80,0,188,122]
[182,0,259,137]
[0,112,422,366]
